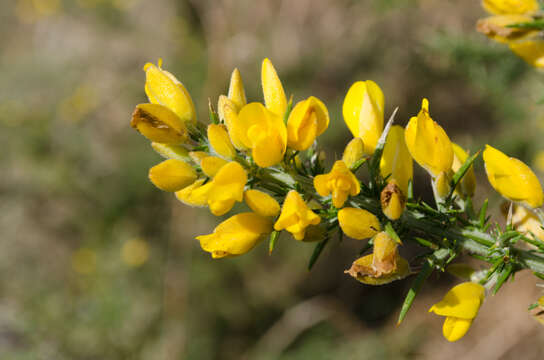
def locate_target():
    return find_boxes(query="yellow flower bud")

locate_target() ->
[342,137,365,169]
[314,160,360,208]
[207,124,236,159]
[175,179,212,207]
[483,144,543,208]
[429,282,485,342]
[234,102,287,168]
[143,59,196,124]
[342,80,385,155]
[476,14,535,43]
[510,204,544,241]
[200,156,228,177]
[380,181,406,220]
[380,125,413,194]
[148,159,197,192]
[218,95,247,150]
[244,189,280,217]
[405,99,453,177]
[345,232,410,285]
[482,0,539,15]
[509,35,544,68]
[196,212,273,258]
[131,103,188,144]
[286,96,330,151]
[338,207,381,240]
[206,161,248,216]
[451,143,476,198]
[261,58,287,117]
[151,142,190,162]
[228,68,247,110]
[274,190,321,240]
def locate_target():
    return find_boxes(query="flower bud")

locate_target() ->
[380,125,413,194]
[338,207,380,240]
[131,103,188,144]
[274,190,321,240]
[218,95,247,150]
[482,0,539,15]
[429,282,485,342]
[196,212,273,258]
[148,159,197,192]
[380,181,406,220]
[227,68,247,110]
[342,137,365,169]
[261,58,287,117]
[208,124,236,159]
[405,99,453,177]
[483,144,543,208]
[342,80,385,155]
[314,160,360,208]
[287,96,330,151]
[143,59,196,124]
[244,189,280,217]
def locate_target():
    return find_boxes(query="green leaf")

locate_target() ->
[446,150,480,202]
[397,261,432,325]
[385,222,402,245]
[493,263,513,295]
[479,199,489,229]
[308,237,329,270]
[369,107,398,181]
[269,231,280,255]
[208,98,219,124]
[283,95,294,124]
[506,20,544,30]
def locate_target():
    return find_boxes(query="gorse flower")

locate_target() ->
[287,96,329,151]
[314,160,360,208]
[244,189,280,217]
[342,137,365,169]
[274,190,321,240]
[337,207,380,240]
[262,58,287,117]
[148,159,197,192]
[131,103,188,144]
[380,125,413,195]
[483,144,543,208]
[208,124,236,159]
[429,282,485,342]
[482,0,539,15]
[343,80,385,155]
[205,161,247,216]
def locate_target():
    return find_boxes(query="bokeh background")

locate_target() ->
[3,0,544,359]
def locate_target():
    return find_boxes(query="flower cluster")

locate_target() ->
[131,58,544,342]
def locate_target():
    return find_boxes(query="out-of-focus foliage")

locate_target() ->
[2,0,544,359]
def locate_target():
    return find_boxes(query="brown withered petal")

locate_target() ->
[380,181,406,220]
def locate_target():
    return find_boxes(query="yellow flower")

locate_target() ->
[429,282,485,342]
[338,207,381,240]
[218,95,246,150]
[274,190,321,240]
[175,179,212,207]
[200,156,228,177]
[509,35,544,68]
[208,124,236,159]
[405,99,453,178]
[261,58,287,117]
[477,14,535,43]
[244,189,281,217]
[233,102,287,168]
[345,232,410,285]
[151,142,190,162]
[227,68,247,110]
[143,59,196,124]
[510,204,544,241]
[286,96,330,151]
[314,160,361,208]
[451,143,476,198]
[483,144,543,208]
[131,103,188,144]
[148,159,197,192]
[342,80,385,155]
[380,125,413,195]
[380,181,406,221]
[482,0,539,15]
[206,161,248,216]
[196,212,273,258]
[342,137,365,169]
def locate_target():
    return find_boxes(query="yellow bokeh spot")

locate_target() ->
[72,248,97,275]
[121,239,150,267]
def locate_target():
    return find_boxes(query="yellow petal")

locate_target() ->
[338,207,381,240]
[476,14,535,43]
[131,103,188,144]
[207,161,247,216]
[208,124,236,159]
[313,160,360,208]
[189,151,209,165]
[244,189,281,217]
[175,179,212,207]
[148,159,197,192]
[250,128,286,168]
[261,58,287,117]
[274,190,321,241]
[380,181,406,221]
[218,95,246,150]
[143,61,196,124]
[151,142,190,162]
[509,34,544,68]
[342,137,365,169]
[511,205,544,241]
[372,232,399,274]
[228,68,247,110]
[442,317,473,342]
[483,144,543,208]
[287,96,330,151]
[200,156,228,177]
[429,282,485,319]
[405,99,453,177]
[345,253,410,285]
[482,0,539,15]
[380,125,413,194]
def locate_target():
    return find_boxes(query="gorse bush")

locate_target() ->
[130,0,544,343]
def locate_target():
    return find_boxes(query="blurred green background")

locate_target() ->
[3,0,544,359]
